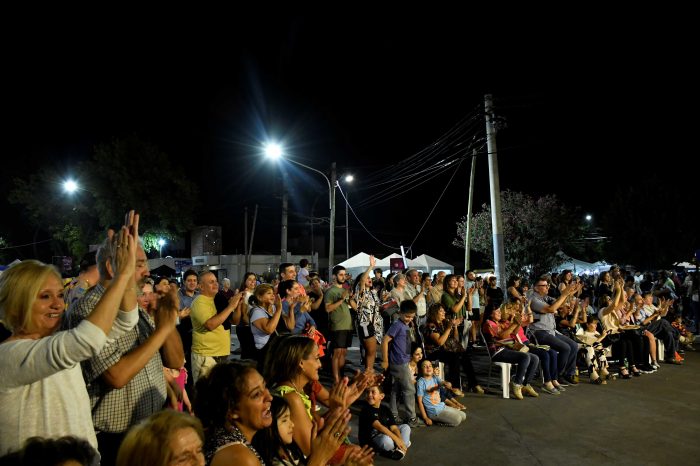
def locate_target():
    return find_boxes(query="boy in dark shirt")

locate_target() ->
[359,385,411,460]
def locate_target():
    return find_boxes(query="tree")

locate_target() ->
[453,190,583,280]
[9,135,199,260]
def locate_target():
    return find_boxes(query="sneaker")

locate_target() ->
[551,382,566,392]
[556,378,570,387]
[542,385,561,395]
[562,374,579,385]
[510,382,524,400]
[522,384,539,397]
[665,358,683,365]
[651,361,661,370]
[407,417,426,428]
[392,415,403,425]
[390,449,406,460]
[470,385,485,395]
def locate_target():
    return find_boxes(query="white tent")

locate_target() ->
[411,254,454,275]
[337,252,373,279]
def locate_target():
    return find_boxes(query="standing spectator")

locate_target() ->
[352,256,383,372]
[404,269,428,327]
[381,300,423,428]
[236,272,258,360]
[297,258,310,287]
[177,269,199,388]
[325,265,354,384]
[65,220,184,466]
[64,251,100,311]
[190,271,243,383]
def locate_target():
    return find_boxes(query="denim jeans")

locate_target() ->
[372,424,411,452]
[533,331,578,377]
[492,349,539,385]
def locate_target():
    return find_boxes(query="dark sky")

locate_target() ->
[3,16,697,267]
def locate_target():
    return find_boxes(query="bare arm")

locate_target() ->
[204,292,243,330]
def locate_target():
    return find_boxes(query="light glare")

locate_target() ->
[264,143,283,160]
[63,180,78,193]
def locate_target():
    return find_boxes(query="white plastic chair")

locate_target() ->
[480,328,513,399]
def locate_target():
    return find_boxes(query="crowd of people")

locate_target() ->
[0,210,698,465]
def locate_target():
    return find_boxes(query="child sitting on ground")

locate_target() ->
[359,385,411,460]
[408,344,465,410]
[671,313,695,350]
[416,360,467,427]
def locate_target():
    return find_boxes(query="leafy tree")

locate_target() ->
[453,190,583,280]
[9,135,199,260]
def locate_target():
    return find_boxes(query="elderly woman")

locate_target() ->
[117,410,205,466]
[0,216,139,454]
[195,361,273,465]
[422,303,483,396]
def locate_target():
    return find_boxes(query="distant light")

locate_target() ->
[264,143,283,160]
[344,174,354,183]
[63,180,78,193]
[585,214,592,221]
[158,238,166,246]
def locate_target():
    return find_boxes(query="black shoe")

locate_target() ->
[562,374,579,385]
[390,449,406,460]
[556,378,570,387]
[407,417,426,428]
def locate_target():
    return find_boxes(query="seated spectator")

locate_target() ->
[0,436,98,466]
[575,316,611,384]
[415,360,467,426]
[482,306,540,400]
[194,360,272,466]
[252,395,353,466]
[359,385,411,460]
[116,410,205,466]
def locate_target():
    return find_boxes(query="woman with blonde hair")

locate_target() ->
[117,410,205,466]
[0,212,140,455]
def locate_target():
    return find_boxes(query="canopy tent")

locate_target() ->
[151,264,177,278]
[411,254,454,275]
[337,252,374,280]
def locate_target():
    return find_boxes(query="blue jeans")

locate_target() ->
[529,346,558,383]
[492,349,539,385]
[372,424,411,453]
[533,331,578,378]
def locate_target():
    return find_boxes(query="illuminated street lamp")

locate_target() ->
[585,214,592,222]
[264,142,337,281]
[158,238,166,258]
[63,179,78,194]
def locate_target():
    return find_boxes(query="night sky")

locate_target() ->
[3,15,697,268]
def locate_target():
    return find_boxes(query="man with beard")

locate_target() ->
[325,265,354,383]
[65,228,184,466]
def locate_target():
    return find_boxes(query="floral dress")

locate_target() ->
[354,288,383,344]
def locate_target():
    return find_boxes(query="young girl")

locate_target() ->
[416,360,467,427]
[408,344,465,410]
[253,396,306,465]
[575,316,611,384]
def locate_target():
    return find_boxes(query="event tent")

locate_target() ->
[337,252,374,279]
[411,254,454,275]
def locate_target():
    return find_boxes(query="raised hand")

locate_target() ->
[345,445,375,466]
[309,408,351,466]
[328,377,349,410]
[155,285,180,331]
[113,226,136,279]
[369,255,376,268]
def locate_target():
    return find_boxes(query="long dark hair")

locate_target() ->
[252,396,306,465]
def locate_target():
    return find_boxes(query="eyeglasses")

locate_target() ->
[535,284,549,288]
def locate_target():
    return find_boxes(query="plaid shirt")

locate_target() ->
[66,284,167,433]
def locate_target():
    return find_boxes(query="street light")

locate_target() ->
[585,214,592,222]
[63,179,78,194]
[342,174,354,259]
[264,143,337,282]
[158,238,166,258]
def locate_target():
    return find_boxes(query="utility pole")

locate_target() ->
[281,178,288,264]
[345,190,350,260]
[244,206,249,271]
[464,149,477,273]
[247,204,258,273]
[485,94,506,286]
[329,163,337,283]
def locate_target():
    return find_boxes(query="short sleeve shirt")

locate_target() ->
[324,286,353,331]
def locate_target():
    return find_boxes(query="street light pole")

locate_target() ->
[266,148,336,283]
[343,174,354,260]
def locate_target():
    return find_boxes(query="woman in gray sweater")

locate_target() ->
[0,215,140,456]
